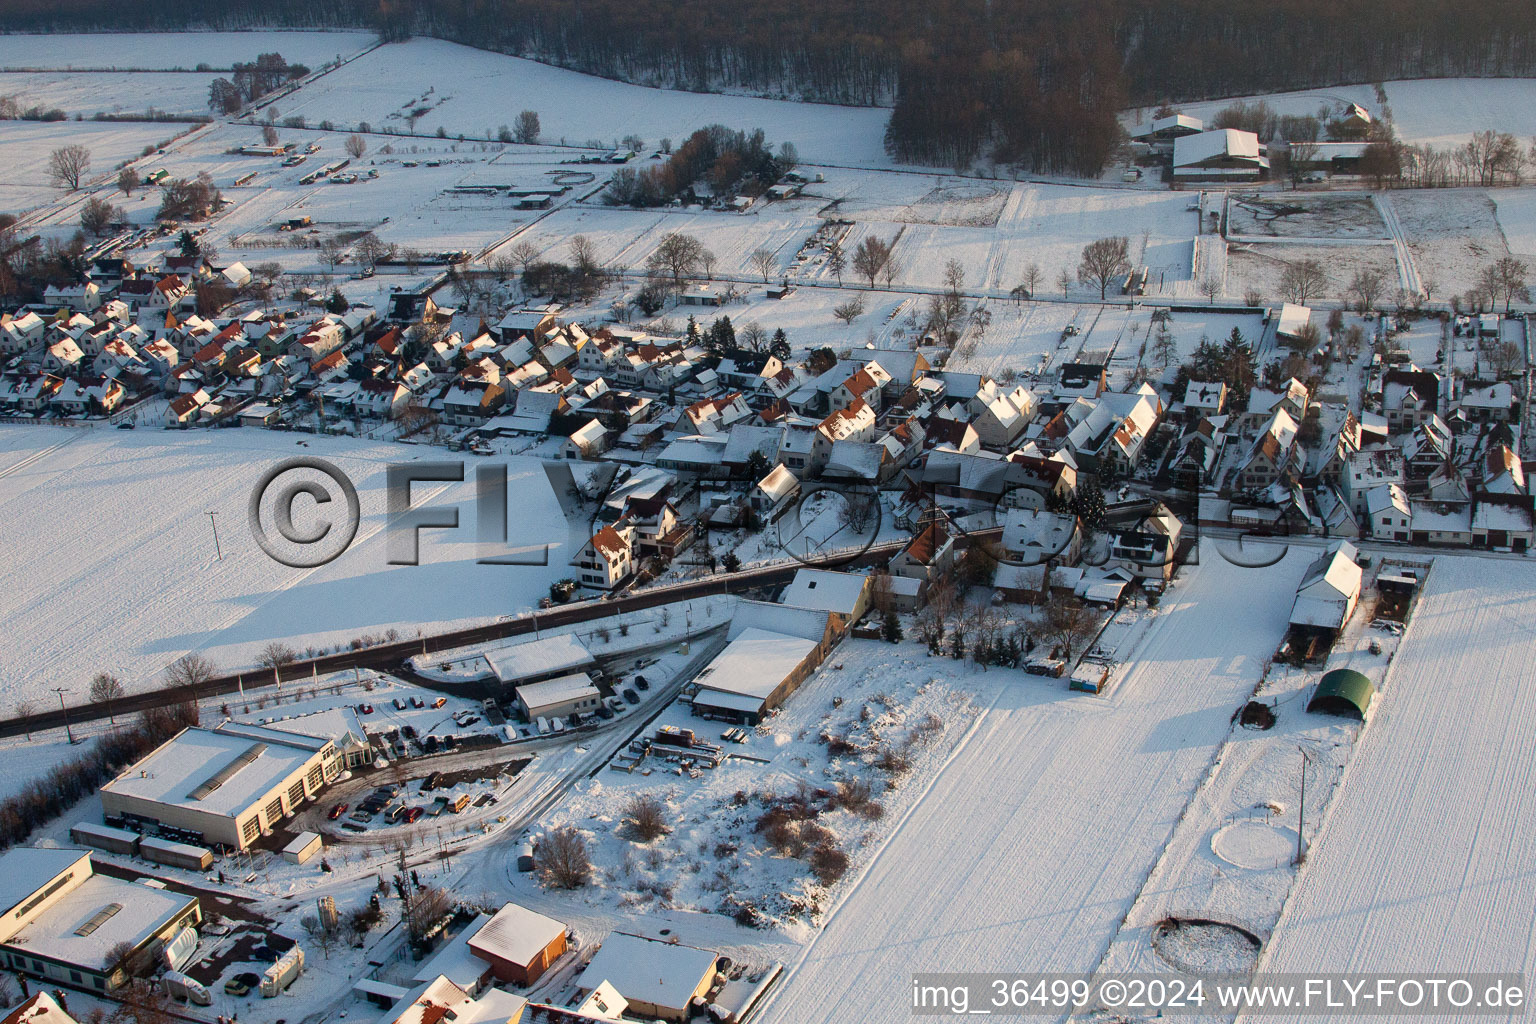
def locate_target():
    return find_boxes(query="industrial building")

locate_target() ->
[514,672,602,722]
[99,721,345,851]
[0,848,201,992]
[687,603,842,725]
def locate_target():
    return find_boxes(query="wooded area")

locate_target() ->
[3,0,1534,173]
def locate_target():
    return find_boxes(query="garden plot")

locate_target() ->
[0,31,375,71]
[834,181,1011,227]
[1259,557,1536,1014]
[1226,241,1398,304]
[945,301,1090,378]
[271,37,892,167]
[1226,193,1388,240]
[523,637,981,935]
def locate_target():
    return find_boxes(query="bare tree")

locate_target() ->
[344,133,367,159]
[1481,256,1530,313]
[262,124,280,147]
[1348,268,1385,312]
[851,235,892,287]
[514,110,540,144]
[1041,600,1098,662]
[1488,339,1523,378]
[646,232,707,287]
[535,826,591,889]
[90,671,125,723]
[1020,262,1042,299]
[748,247,778,282]
[942,258,965,299]
[825,241,845,284]
[1199,276,1222,301]
[623,794,671,840]
[259,642,298,671]
[837,491,878,533]
[1077,236,1130,299]
[48,145,91,191]
[164,652,216,692]
[507,239,541,274]
[1279,259,1327,304]
[699,246,719,280]
[833,298,865,324]
[302,914,341,958]
[116,167,140,196]
[569,234,599,275]
[1057,268,1073,298]
[1287,140,1320,186]
[317,237,346,279]
[15,700,34,740]
[80,196,121,236]
[353,232,392,273]
[403,885,453,941]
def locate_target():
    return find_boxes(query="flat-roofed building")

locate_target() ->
[0,848,200,993]
[576,932,719,1022]
[514,673,602,722]
[100,723,341,850]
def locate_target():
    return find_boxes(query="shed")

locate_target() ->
[466,902,567,986]
[1307,668,1375,720]
[282,831,322,865]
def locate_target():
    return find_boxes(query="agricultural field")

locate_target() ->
[0,426,571,707]
[1392,188,1515,297]
[0,119,183,212]
[1226,192,1389,240]
[1226,240,1401,304]
[0,30,375,71]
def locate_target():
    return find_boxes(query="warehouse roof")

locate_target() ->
[0,848,89,919]
[100,727,320,818]
[7,873,195,970]
[515,673,599,711]
[693,628,817,702]
[483,634,594,684]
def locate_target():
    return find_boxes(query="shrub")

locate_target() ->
[624,794,671,841]
[810,843,850,885]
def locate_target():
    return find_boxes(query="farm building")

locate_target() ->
[1172,129,1268,180]
[514,672,602,722]
[576,932,719,1023]
[1307,668,1376,719]
[1288,541,1363,640]
[0,848,201,992]
[99,722,343,851]
[466,902,567,986]
[688,603,842,725]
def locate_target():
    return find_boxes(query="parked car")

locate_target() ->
[404,806,425,823]
[393,698,407,711]
[423,736,439,754]
[444,734,457,750]
[224,973,260,996]
[349,809,373,823]
[596,704,615,720]
[431,697,447,708]
[633,675,649,690]
[328,803,348,820]
[410,696,425,708]
[402,725,418,739]
[622,688,640,704]
[357,703,374,714]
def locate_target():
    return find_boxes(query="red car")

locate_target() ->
[357,703,374,714]
[328,803,348,820]
[403,806,425,824]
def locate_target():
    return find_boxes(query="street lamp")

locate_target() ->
[52,687,75,745]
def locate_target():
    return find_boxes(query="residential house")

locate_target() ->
[889,521,955,582]
[1365,483,1411,541]
[571,521,636,590]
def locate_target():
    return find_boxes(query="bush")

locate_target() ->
[623,793,671,841]
[809,843,849,885]
[535,827,591,889]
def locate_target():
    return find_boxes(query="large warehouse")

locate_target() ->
[100,721,343,851]
[687,603,840,725]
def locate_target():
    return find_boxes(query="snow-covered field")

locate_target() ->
[0,426,570,706]
[1226,241,1399,304]
[757,544,1307,1024]
[0,119,180,212]
[270,37,892,167]
[0,70,218,118]
[1492,189,1536,259]
[0,31,375,70]
[1257,556,1536,1018]
[1392,188,1514,296]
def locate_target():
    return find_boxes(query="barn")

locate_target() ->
[1307,668,1376,720]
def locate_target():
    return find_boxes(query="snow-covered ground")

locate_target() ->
[0,70,220,118]
[0,31,375,70]
[1256,556,1536,1020]
[0,119,181,212]
[0,426,571,706]
[755,543,1306,1024]
[270,37,893,167]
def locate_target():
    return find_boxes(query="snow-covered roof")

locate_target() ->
[693,627,818,702]
[0,848,88,919]
[101,726,322,818]
[1289,542,1361,628]
[579,932,717,1013]
[756,463,799,501]
[1275,303,1312,339]
[2,992,77,1024]
[515,672,599,712]
[780,569,867,615]
[1173,128,1262,167]
[483,634,594,683]
[7,872,196,970]
[467,902,566,968]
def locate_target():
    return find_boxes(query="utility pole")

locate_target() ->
[207,511,222,561]
[1296,746,1310,866]
[52,687,75,745]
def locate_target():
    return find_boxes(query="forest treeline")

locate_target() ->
[2,0,1535,173]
